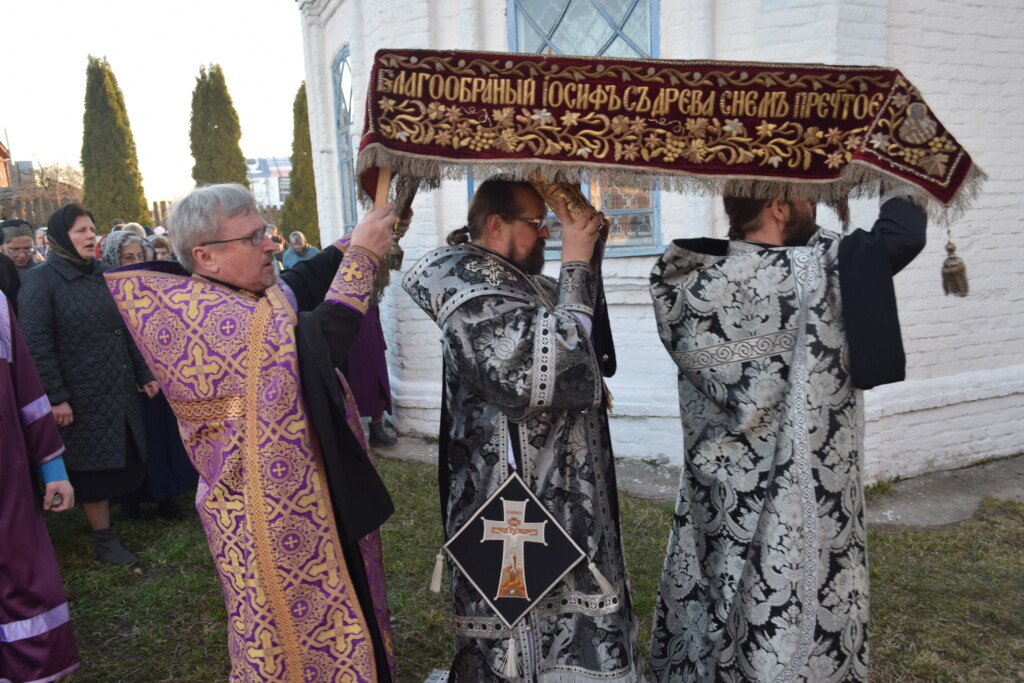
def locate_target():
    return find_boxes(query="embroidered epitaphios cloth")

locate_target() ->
[105,257,393,683]
[359,49,983,218]
[649,231,868,681]
[404,245,641,682]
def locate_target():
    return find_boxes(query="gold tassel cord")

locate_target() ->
[942,240,969,297]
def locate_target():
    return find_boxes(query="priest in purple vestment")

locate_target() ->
[0,289,79,682]
[105,183,401,683]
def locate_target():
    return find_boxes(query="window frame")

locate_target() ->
[332,45,359,234]
[505,0,663,258]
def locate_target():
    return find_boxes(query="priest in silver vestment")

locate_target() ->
[648,193,927,682]
[403,178,642,682]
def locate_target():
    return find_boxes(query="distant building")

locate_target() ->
[0,142,10,190]
[0,153,35,199]
[246,157,292,207]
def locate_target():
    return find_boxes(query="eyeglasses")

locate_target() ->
[4,247,35,254]
[200,225,279,247]
[501,215,548,232]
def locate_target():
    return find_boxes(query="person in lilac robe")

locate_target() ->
[105,184,401,682]
[0,289,79,682]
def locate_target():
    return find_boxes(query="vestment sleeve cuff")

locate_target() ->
[556,261,595,316]
[324,246,379,315]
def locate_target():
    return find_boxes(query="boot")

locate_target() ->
[92,525,139,565]
[368,421,397,447]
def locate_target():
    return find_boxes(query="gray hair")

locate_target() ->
[99,232,146,269]
[168,183,258,271]
[288,231,306,245]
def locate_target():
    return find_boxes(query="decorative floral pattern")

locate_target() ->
[360,50,982,209]
[403,244,640,681]
[106,271,391,682]
[649,233,868,682]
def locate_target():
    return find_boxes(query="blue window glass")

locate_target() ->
[508,0,662,255]
[333,47,358,234]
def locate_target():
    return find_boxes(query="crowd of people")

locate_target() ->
[1,176,925,682]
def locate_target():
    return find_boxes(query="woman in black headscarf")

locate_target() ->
[18,203,160,564]
[0,227,21,308]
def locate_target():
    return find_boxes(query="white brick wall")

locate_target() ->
[299,0,1024,480]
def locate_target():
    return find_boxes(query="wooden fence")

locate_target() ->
[2,196,283,233]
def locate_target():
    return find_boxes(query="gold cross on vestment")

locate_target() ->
[179,344,221,395]
[206,496,245,529]
[246,629,285,676]
[219,547,249,591]
[314,609,362,652]
[481,499,547,600]
[338,261,365,282]
[119,280,154,327]
[169,287,221,323]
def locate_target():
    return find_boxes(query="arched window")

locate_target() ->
[508,0,662,255]
[333,46,358,233]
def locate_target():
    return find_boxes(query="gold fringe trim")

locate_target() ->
[356,143,987,226]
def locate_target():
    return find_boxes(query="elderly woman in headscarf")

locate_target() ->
[99,230,197,521]
[18,203,159,564]
[1,219,42,275]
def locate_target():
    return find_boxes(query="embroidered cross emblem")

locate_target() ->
[157,328,172,345]
[169,287,221,323]
[465,259,513,287]
[119,280,154,327]
[282,533,301,551]
[220,319,237,336]
[314,610,362,652]
[179,344,220,395]
[208,497,244,529]
[219,548,248,591]
[338,261,365,282]
[270,461,288,479]
[481,498,547,599]
[246,630,284,675]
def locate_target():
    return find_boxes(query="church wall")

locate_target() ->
[297,0,1024,482]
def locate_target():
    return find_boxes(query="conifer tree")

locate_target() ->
[280,82,321,247]
[190,64,248,187]
[80,56,150,229]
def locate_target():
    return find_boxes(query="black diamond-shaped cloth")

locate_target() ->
[444,473,586,629]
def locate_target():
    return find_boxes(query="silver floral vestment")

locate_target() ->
[404,244,641,682]
[648,231,868,682]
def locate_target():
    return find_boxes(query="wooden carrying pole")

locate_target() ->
[374,166,392,210]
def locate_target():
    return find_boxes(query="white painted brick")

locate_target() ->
[300,0,1024,478]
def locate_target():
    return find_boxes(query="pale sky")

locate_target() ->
[3,0,307,202]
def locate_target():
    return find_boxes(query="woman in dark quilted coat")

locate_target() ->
[18,204,159,564]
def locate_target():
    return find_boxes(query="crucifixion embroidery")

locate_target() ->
[481,498,547,599]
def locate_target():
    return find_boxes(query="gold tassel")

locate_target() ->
[502,636,521,679]
[429,552,445,593]
[942,241,968,297]
[588,561,615,595]
[386,233,404,271]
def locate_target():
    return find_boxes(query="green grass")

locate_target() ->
[45,459,1023,682]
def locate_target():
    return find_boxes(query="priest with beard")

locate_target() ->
[648,192,927,681]
[403,177,642,681]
